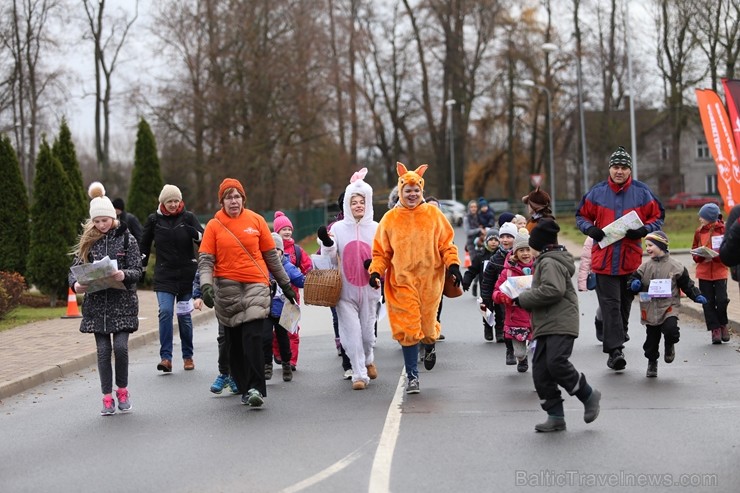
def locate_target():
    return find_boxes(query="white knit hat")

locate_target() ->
[88,182,116,219]
[158,184,182,204]
[499,222,518,238]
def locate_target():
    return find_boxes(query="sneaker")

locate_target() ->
[607,350,626,371]
[264,364,273,380]
[183,358,195,371]
[423,346,436,371]
[406,378,420,394]
[646,360,658,378]
[225,375,239,394]
[116,388,132,413]
[210,374,228,394]
[282,362,293,382]
[517,357,529,373]
[343,369,353,380]
[366,363,378,380]
[437,333,446,341]
[100,395,116,416]
[711,328,722,344]
[505,347,516,366]
[664,343,675,364]
[352,380,366,390]
[535,415,566,432]
[242,388,264,407]
[157,359,172,373]
[583,389,601,423]
[484,325,494,342]
[721,324,731,342]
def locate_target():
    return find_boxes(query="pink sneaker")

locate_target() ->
[101,395,115,416]
[116,388,132,413]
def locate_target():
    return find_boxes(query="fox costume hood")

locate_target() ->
[370,163,459,345]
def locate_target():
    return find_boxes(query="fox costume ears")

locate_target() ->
[396,162,428,192]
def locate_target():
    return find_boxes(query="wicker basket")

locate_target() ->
[303,268,342,307]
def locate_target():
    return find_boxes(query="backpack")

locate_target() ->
[293,244,303,269]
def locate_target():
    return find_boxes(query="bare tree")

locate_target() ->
[82,0,138,182]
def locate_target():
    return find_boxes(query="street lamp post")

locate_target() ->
[521,80,556,215]
[445,99,456,202]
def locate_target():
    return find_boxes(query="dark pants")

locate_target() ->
[266,315,292,365]
[699,279,729,331]
[595,273,633,353]
[532,334,583,412]
[643,316,680,361]
[216,324,230,375]
[94,332,129,394]
[332,306,352,371]
[226,319,267,397]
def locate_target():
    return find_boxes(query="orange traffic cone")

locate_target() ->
[464,250,472,268]
[61,288,82,319]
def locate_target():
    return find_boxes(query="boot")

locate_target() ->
[483,323,494,342]
[494,325,505,343]
[721,324,731,342]
[664,342,675,363]
[264,364,273,380]
[711,328,722,344]
[583,389,601,423]
[282,362,293,382]
[534,415,566,432]
[505,346,516,366]
[646,360,658,378]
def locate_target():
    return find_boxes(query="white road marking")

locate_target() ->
[368,370,406,493]
[278,443,367,493]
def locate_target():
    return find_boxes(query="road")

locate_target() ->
[1,234,739,493]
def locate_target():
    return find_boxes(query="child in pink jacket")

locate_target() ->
[493,233,534,372]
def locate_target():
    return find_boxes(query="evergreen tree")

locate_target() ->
[26,138,77,305]
[52,118,87,233]
[0,135,30,275]
[128,118,163,222]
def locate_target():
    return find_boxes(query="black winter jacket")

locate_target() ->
[140,209,204,295]
[68,224,142,334]
[480,246,510,310]
[719,204,740,268]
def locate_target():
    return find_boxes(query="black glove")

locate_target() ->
[448,264,462,287]
[512,297,520,306]
[624,226,648,240]
[317,226,334,247]
[363,259,372,270]
[462,281,470,292]
[369,272,381,289]
[586,226,606,242]
[281,283,297,304]
[202,284,215,308]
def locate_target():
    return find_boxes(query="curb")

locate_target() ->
[0,310,215,401]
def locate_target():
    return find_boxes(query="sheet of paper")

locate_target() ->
[70,256,126,293]
[597,211,645,248]
[176,299,194,316]
[279,302,301,334]
[498,275,533,299]
[690,246,719,258]
[711,235,724,250]
[647,279,672,298]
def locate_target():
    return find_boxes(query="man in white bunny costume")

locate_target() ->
[317,168,382,389]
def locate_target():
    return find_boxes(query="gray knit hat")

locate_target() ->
[271,232,284,252]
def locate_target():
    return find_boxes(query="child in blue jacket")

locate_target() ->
[265,233,306,382]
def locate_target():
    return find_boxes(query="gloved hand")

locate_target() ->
[624,226,648,240]
[317,226,334,247]
[462,281,470,292]
[281,283,297,304]
[202,284,215,308]
[363,259,372,270]
[695,294,708,304]
[369,272,381,289]
[629,279,642,292]
[512,297,520,307]
[448,264,462,287]
[586,226,606,242]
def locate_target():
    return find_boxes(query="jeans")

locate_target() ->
[95,332,129,394]
[401,344,419,380]
[156,291,194,361]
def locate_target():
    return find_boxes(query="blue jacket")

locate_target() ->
[271,254,305,317]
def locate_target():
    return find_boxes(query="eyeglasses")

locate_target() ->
[224,194,242,201]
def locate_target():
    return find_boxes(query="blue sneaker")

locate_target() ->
[210,374,228,394]
[225,375,239,394]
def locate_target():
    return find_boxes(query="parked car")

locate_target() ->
[665,193,721,210]
[438,200,466,226]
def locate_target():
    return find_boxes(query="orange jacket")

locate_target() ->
[199,209,275,285]
[692,221,728,281]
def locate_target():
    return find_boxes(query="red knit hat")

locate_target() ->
[218,178,246,202]
[273,211,293,233]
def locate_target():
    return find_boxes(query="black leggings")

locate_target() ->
[94,332,129,394]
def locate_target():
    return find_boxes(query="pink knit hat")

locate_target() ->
[273,211,293,233]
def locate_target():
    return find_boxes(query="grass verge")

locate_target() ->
[0,306,67,332]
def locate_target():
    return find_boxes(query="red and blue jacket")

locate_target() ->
[576,176,664,276]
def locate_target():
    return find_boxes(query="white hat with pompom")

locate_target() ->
[88,182,117,219]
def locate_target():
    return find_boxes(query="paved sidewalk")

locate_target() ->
[1,235,737,401]
[0,290,214,400]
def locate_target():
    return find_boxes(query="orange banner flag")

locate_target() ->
[695,88,740,213]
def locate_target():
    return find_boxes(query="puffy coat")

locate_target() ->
[140,208,203,295]
[517,247,579,339]
[493,252,533,336]
[271,254,305,317]
[719,205,740,267]
[692,221,728,281]
[69,224,142,334]
[577,237,593,291]
[576,176,664,276]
